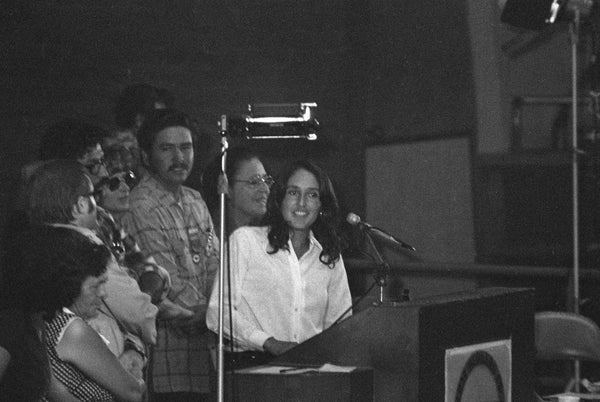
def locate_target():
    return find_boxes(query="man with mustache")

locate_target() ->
[122,109,219,402]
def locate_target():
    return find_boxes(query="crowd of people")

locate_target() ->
[0,84,353,401]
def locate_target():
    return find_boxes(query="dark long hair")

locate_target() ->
[263,160,342,267]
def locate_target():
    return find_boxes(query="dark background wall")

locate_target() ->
[1,0,476,251]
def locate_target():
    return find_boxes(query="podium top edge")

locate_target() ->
[370,287,534,309]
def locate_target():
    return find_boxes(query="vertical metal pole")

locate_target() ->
[570,9,581,391]
[216,115,229,402]
[571,8,581,316]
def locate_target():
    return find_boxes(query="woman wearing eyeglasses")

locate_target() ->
[206,159,352,368]
[202,147,272,234]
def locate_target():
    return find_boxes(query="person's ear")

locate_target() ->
[72,195,88,217]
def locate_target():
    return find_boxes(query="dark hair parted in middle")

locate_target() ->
[136,108,195,156]
[2,225,111,320]
[263,159,342,267]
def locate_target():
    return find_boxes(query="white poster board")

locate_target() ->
[445,339,512,402]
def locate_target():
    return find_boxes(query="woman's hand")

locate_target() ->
[157,298,193,320]
[263,337,298,355]
[171,305,208,336]
[118,350,144,381]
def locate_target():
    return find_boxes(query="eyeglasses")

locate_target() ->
[84,158,106,175]
[232,174,274,188]
[95,171,137,192]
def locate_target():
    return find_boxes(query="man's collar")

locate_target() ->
[49,223,104,245]
[145,173,185,202]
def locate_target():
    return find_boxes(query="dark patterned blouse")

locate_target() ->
[44,310,115,401]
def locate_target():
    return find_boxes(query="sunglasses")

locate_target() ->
[232,174,274,188]
[95,171,137,192]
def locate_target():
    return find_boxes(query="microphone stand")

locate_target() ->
[569,7,582,391]
[364,231,391,305]
[216,115,229,402]
[331,230,406,326]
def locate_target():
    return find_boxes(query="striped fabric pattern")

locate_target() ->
[123,175,219,394]
[45,311,115,401]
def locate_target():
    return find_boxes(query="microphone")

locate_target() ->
[346,213,416,252]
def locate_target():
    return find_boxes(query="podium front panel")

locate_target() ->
[225,367,373,402]
[273,287,535,401]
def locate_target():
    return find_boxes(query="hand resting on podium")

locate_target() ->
[263,337,298,356]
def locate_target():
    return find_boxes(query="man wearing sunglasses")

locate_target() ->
[24,159,158,383]
[122,109,219,402]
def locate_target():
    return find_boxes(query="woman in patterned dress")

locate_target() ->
[12,225,146,401]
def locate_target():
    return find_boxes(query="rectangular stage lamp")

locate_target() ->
[244,102,319,140]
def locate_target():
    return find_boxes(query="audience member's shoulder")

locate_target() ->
[181,184,203,200]
[181,185,210,210]
[128,176,158,206]
[232,225,269,242]
[61,316,97,345]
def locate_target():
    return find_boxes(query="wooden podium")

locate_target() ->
[269,287,535,401]
[226,366,373,402]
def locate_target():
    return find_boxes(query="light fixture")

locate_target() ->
[220,102,319,140]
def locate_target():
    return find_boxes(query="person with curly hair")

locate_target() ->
[3,225,145,401]
[206,159,352,367]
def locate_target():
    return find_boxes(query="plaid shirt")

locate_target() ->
[122,175,219,394]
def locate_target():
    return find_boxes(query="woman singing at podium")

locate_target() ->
[206,159,352,369]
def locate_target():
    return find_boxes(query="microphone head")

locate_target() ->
[346,212,361,226]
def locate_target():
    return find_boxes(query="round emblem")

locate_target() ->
[455,350,505,402]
